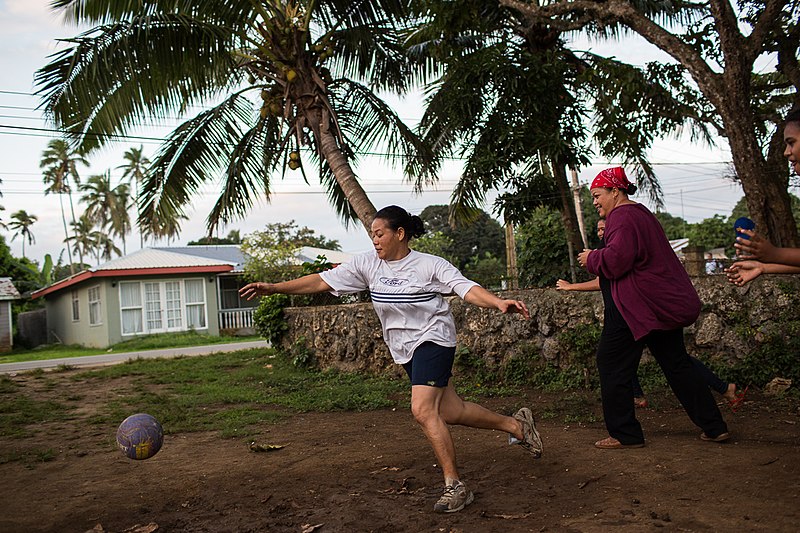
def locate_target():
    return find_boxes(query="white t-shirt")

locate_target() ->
[319,250,479,364]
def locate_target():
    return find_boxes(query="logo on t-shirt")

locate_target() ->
[379,277,409,287]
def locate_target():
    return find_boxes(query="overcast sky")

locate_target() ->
[0,0,770,267]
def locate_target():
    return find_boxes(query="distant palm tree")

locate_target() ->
[95,232,122,263]
[9,210,38,258]
[41,139,89,272]
[80,173,117,229]
[36,1,438,236]
[110,183,132,255]
[80,173,132,255]
[118,145,150,247]
[66,214,98,267]
[142,207,189,245]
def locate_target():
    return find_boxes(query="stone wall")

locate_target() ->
[280,275,800,376]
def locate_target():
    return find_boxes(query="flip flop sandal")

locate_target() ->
[728,385,749,412]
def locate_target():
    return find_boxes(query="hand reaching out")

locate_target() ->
[725,261,764,287]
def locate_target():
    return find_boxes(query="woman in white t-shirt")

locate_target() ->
[240,205,542,514]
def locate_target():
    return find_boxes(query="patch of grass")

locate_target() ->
[0,331,261,364]
[0,375,19,393]
[0,447,57,467]
[0,395,70,438]
[72,348,407,439]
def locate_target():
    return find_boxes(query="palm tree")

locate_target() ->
[66,214,98,268]
[142,208,189,245]
[41,139,89,272]
[8,210,38,258]
[94,232,122,262]
[110,183,132,255]
[36,1,438,236]
[118,145,150,247]
[80,173,133,255]
[80,173,117,230]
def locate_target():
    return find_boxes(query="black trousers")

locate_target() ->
[596,325,729,444]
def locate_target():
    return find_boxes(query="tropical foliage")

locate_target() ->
[242,221,340,283]
[499,0,800,247]
[35,0,439,236]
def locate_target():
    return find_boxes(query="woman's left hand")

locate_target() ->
[577,249,593,268]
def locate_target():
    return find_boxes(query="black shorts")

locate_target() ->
[402,342,455,387]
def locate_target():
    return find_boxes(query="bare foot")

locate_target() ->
[634,397,648,408]
[723,383,737,403]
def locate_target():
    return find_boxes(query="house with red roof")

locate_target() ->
[30,245,351,348]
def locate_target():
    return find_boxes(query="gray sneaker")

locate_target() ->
[508,407,543,458]
[433,480,474,513]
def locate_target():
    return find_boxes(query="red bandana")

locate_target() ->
[590,167,631,190]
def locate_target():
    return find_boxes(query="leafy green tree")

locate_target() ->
[516,207,574,288]
[0,235,43,298]
[419,205,505,270]
[407,1,702,275]
[686,215,732,254]
[95,232,122,263]
[242,221,339,282]
[462,252,505,290]
[500,0,800,247]
[36,0,438,236]
[654,211,689,240]
[118,145,151,247]
[8,210,38,259]
[188,230,243,245]
[411,230,457,264]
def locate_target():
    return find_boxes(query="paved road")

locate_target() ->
[0,340,271,374]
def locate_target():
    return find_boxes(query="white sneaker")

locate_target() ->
[433,480,474,513]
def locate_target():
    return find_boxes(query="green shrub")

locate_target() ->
[252,294,291,345]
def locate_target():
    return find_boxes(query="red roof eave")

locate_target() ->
[31,265,234,299]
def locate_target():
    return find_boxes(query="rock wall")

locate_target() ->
[280,275,800,376]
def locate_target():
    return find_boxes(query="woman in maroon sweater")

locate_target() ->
[577,167,729,449]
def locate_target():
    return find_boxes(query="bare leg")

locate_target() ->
[410,384,523,483]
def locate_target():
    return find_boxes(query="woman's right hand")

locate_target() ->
[555,279,574,291]
[239,282,275,300]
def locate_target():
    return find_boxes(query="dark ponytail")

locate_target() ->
[624,183,638,195]
[373,205,426,240]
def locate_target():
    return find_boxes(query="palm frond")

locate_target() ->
[330,79,439,187]
[206,112,290,231]
[35,14,242,153]
[139,91,256,233]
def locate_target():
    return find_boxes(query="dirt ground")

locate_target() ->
[2,369,799,533]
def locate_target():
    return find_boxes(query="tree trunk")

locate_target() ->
[719,103,798,247]
[58,193,75,275]
[552,161,583,282]
[317,127,377,235]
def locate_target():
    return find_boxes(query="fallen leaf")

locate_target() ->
[301,523,324,533]
[249,442,286,452]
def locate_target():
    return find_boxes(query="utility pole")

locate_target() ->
[504,219,519,290]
